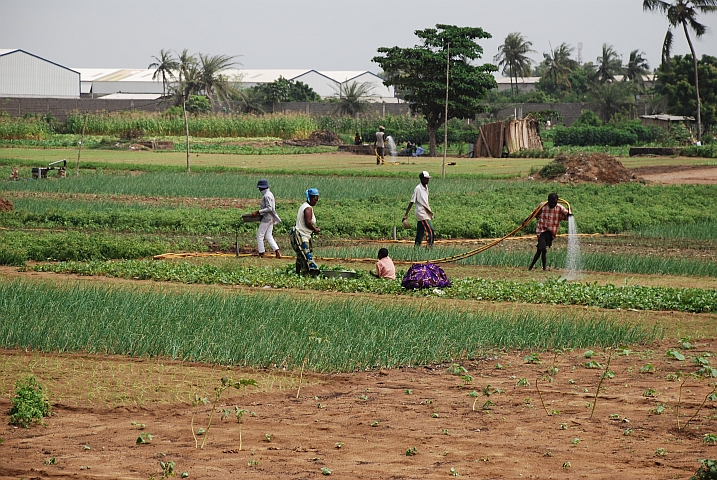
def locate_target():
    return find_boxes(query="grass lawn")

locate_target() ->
[0,147,543,177]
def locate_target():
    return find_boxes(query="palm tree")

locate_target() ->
[623,50,651,89]
[148,49,178,96]
[643,0,717,140]
[197,53,239,108]
[170,50,200,173]
[333,81,374,117]
[494,32,536,95]
[542,43,577,90]
[594,44,624,83]
[176,49,197,84]
[589,81,634,122]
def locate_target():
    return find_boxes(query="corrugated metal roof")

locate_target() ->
[98,93,162,100]
[73,68,161,83]
[74,68,384,84]
[1,49,80,97]
[494,76,541,84]
[69,67,393,98]
[221,69,309,83]
[640,114,695,121]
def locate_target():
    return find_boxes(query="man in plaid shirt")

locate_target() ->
[529,192,570,271]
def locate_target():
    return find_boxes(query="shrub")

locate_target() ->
[680,144,717,158]
[186,95,211,114]
[553,125,638,146]
[574,110,602,127]
[666,123,692,146]
[9,376,52,428]
[539,162,567,179]
[0,246,26,266]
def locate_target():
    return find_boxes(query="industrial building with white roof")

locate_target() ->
[0,48,398,101]
[2,48,542,102]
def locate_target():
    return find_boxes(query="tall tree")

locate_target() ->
[373,24,497,156]
[288,81,321,102]
[656,54,717,132]
[643,0,717,140]
[588,81,634,122]
[333,81,374,117]
[176,49,197,84]
[171,49,199,173]
[542,43,578,89]
[494,32,536,95]
[196,53,239,108]
[623,50,651,89]
[148,49,178,96]
[259,76,292,113]
[594,43,624,83]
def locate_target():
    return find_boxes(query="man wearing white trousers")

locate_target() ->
[252,179,282,258]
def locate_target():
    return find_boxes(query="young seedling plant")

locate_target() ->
[190,394,208,449]
[589,348,613,420]
[199,377,257,449]
[297,334,328,399]
[222,406,249,450]
[680,382,717,430]
[159,460,175,478]
[234,407,249,450]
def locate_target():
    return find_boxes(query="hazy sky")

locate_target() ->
[2,0,717,74]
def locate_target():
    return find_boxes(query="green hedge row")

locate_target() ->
[553,124,663,146]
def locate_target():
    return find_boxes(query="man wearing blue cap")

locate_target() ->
[252,179,282,258]
[290,188,320,275]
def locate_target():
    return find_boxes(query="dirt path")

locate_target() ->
[631,165,717,185]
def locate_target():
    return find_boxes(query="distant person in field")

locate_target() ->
[412,143,425,156]
[374,126,386,165]
[371,247,396,280]
[528,192,570,271]
[399,140,415,156]
[290,188,320,275]
[251,179,282,258]
[354,132,362,145]
[402,171,434,248]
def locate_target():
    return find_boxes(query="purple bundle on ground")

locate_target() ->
[401,263,452,290]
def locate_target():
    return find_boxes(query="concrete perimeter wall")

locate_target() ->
[0,97,171,120]
[0,97,645,127]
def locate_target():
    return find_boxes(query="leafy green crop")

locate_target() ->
[9,376,52,428]
[27,260,716,313]
[4,173,717,239]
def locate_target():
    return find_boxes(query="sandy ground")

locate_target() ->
[631,165,717,185]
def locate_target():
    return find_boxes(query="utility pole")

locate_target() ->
[442,42,450,179]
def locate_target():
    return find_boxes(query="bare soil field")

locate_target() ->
[631,164,717,185]
[1,340,716,480]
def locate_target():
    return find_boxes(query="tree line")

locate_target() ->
[147,0,715,157]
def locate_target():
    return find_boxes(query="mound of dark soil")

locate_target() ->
[283,130,342,147]
[0,198,14,212]
[535,152,641,184]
